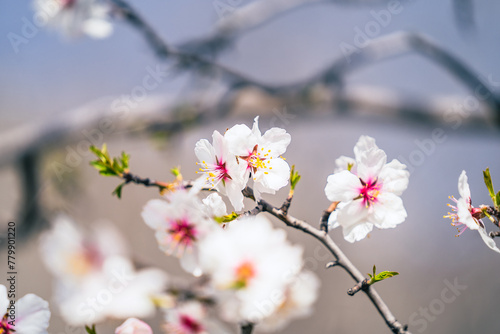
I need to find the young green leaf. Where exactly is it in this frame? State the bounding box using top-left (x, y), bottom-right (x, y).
top-left (85, 325), bottom-right (97, 334)
top-left (372, 271), bottom-right (399, 283)
top-left (112, 182), bottom-right (126, 199)
top-left (214, 212), bottom-right (239, 224)
top-left (483, 168), bottom-right (497, 206)
top-left (290, 165), bottom-right (301, 191)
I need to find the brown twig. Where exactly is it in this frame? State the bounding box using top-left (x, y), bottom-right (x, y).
top-left (320, 201), bottom-right (339, 233)
top-left (242, 186), bottom-right (410, 334)
top-left (348, 278), bottom-right (371, 296)
top-left (240, 323), bottom-right (254, 334)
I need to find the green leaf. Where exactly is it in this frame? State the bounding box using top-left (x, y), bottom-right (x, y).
top-left (214, 212), bottom-right (239, 224)
top-left (367, 265), bottom-right (399, 285)
top-left (171, 166), bottom-right (181, 177)
top-left (483, 168), bottom-right (497, 206)
top-left (121, 152), bottom-right (130, 169)
top-left (496, 191), bottom-right (500, 209)
top-left (347, 162), bottom-right (354, 172)
top-left (112, 182), bottom-right (125, 199)
top-left (85, 325), bottom-right (97, 334)
top-left (290, 165), bottom-right (301, 190)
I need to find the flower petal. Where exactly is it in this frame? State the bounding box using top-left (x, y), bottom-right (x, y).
top-left (195, 139), bottom-right (216, 165)
top-left (356, 148), bottom-right (387, 181)
top-left (458, 170), bottom-right (471, 201)
top-left (260, 128), bottom-right (291, 157)
top-left (334, 155), bottom-right (356, 173)
top-left (324, 171), bottom-right (360, 202)
top-left (353, 135), bottom-right (379, 161)
top-left (253, 158), bottom-right (290, 192)
top-left (370, 192), bottom-right (407, 229)
top-left (225, 124), bottom-right (255, 156)
top-left (478, 228), bottom-right (500, 254)
top-left (16, 294), bottom-right (51, 334)
top-left (337, 201), bottom-right (372, 242)
top-left (378, 159), bottom-right (410, 196)
top-left (141, 199), bottom-right (168, 230)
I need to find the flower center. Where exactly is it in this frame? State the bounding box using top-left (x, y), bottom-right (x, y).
top-left (0, 313), bottom-right (14, 334)
top-left (60, 0), bottom-right (76, 8)
top-left (240, 145), bottom-right (272, 175)
top-left (179, 315), bottom-right (203, 333)
top-left (197, 157), bottom-right (231, 188)
top-left (168, 219), bottom-right (197, 247)
top-left (66, 242), bottom-right (102, 276)
top-left (358, 178), bottom-right (381, 207)
top-left (233, 261), bottom-right (256, 289)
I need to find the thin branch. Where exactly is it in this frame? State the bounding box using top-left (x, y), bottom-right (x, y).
top-left (240, 323), bottom-right (254, 334)
top-left (242, 186), bottom-right (410, 334)
top-left (320, 201), bottom-right (339, 233)
top-left (348, 278), bottom-right (371, 296)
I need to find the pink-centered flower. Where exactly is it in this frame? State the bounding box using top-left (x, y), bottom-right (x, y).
top-left (164, 302), bottom-right (207, 334)
top-left (0, 285), bottom-right (51, 334)
top-left (325, 136), bottom-right (409, 242)
top-left (445, 171), bottom-right (500, 254)
top-left (142, 188), bottom-right (219, 276)
top-left (224, 117), bottom-right (291, 200)
top-left (115, 318), bottom-right (153, 334)
top-left (195, 131), bottom-right (247, 211)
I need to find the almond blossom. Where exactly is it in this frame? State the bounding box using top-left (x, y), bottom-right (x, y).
top-left (141, 188), bottom-right (220, 276)
top-left (224, 117), bottom-right (291, 200)
top-left (39, 216), bottom-right (168, 325)
top-left (115, 318), bottom-right (153, 334)
top-left (259, 270), bottom-right (320, 332)
top-left (198, 215), bottom-right (304, 324)
top-left (324, 136), bottom-right (409, 242)
top-left (0, 285), bottom-right (50, 334)
top-left (34, 0), bottom-right (113, 39)
top-left (195, 130), bottom-right (247, 211)
top-left (445, 170), bottom-right (500, 254)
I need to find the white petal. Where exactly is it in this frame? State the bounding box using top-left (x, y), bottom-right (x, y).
top-left (16, 294), bottom-right (51, 334)
top-left (356, 148), bottom-right (387, 181)
top-left (141, 199), bottom-right (168, 230)
top-left (378, 159), bottom-right (410, 196)
top-left (225, 178), bottom-right (245, 211)
top-left (82, 18), bottom-right (112, 39)
top-left (478, 228), bottom-right (500, 254)
top-left (195, 139), bottom-right (216, 165)
top-left (203, 193), bottom-right (227, 217)
top-left (225, 124), bottom-right (255, 156)
top-left (370, 192), bottom-right (407, 229)
top-left (353, 135), bottom-right (378, 161)
top-left (458, 170), bottom-right (471, 201)
top-left (251, 116), bottom-right (262, 137)
top-left (115, 318), bottom-right (153, 334)
top-left (457, 198), bottom-right (478, 230)
top-left (0, 285), bottom-right (8, 313)
top-left (324, 171), bottom-right (360, 202)
top-left (337, 201), bottom-right (372, 243)
top-left (254, 158), bottom-right (290, 192)
top-left (260, 128), bottom-right (291, 157)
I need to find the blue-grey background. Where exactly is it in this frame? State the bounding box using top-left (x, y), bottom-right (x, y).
top-left (1, 0), bottom-right (500, 333)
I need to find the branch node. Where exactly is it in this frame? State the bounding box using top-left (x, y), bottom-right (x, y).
top-left (326, 261), bottom-right (339, 269)
top-left (347, 278), bottom-right (371, 296)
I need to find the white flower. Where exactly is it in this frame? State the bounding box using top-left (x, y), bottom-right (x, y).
top-left (115, 318), bottom-right (152, 334)
top-left (141, 188), bottom-right (219, 276)
top-left (163, 301), bottom-right (208, 334)
top-left (324, 136), bottom-right (409, 242)
top-left (195, 131), bottom-right (247, 211)
top-left (39, 217), bottom-right (168, 325)
top-left (225, 117), bottom-right (291, 200)
top-left (198, 215), bottom-right (303, 324)
top-left (259, 270), bottom-right (320, 332)
top-left (33, 0), bottom-right (113, 39)
top-left (445, 171), bottom-right (500, 254)
top-left (0, 285), bottom-right (50, 334)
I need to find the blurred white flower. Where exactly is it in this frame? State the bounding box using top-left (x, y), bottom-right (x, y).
top-left (225, 116), bottom-right (291, 200)
top-left (198, 215), bottom-right (303, 324)
top-left (195, 130), bottom-right (247, 211)
top-left (39, 216), bottom-right (168, 325)
top-left (325, 135), bottom-right (409, 242)
top-left (445, 171), bottom-right (500, 254)
top-left (163, 301), bottom-right (208, 334)
top-left (259, 270), bottom-right (320, 332)
top-left (142, 188), bottom-right (219, 276)
top-left (33, 0), bottom-right (113, 39)
top-left (115, 318), bottom-right (152, 334)
top-left (0, 285), bottom-right (50, 334)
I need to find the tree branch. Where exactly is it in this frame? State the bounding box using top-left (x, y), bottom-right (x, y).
top-left (242, 186), bottom-right (410, 334)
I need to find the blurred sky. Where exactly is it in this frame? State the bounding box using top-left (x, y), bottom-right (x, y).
top-left (1, 0), bottom-right (500, 334)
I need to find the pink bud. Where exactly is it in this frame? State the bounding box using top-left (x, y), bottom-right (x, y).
top-left (115, 318), bottom-right (153, 334)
